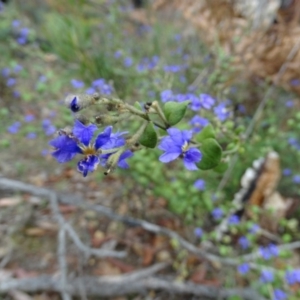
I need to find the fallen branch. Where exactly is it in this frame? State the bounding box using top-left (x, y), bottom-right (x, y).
top-left (1, 177), bottom-right (298, 269)
top-left (0, 274), bottom-right (267, 300)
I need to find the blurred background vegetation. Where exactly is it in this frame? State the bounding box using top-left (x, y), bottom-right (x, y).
top-left (1, 0), bottom-right (300, 299)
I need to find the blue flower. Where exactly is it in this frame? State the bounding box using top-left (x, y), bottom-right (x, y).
top-left (71, 79), bottom-right (85, 89)
top-left (260, 269), bottom-right (274, 283)
top-left (194, 227), bottom-right (203, 238)
top-left (6, 78), bottom-right (16, 87)
top-left (91, 78), bottom-right (113, 95)
top-left (158, 128), bottom-right (202, 170)
top-left (248, 224), bottom-right (260, 234)
top-left (228, 215), bottom-right (240, 225)
top-left (12, 20), bottom-right (21, 28)
top-left (24, 114), bottom-right (35, 122)
top-left (124, 57), bottom-right (133, 68)
top-left (214, 103), bottom-right (230, 121)
top-left (160, 90), bottom-right (174, 103)
top-left (293, 175), bottom-right (300, 184)
top-left (211, 207), bottom-right (223, 220)
top-left (259, 244), bottom-right (279, 260)
top-left (285, 100), bottom-right (294, 107)
top-left (100, 131), bottom-right (133, 169)
top-left (26, 132), bottom-right (37, 139)
top-left (282, 168), bottom-right (291, 176)
top-left (238, 236), bottom-right (250, 250)
top-left (189, 94), bottom-right (201, 111)
top-left (199, 94), bottom-right (215, 109)
top-left (237, 263), bottom-right (249, 275)
top-left (50, 120), bottom-right (126, 177)
top-left (189, 116), bottom-right (209, 133)
top-left (1, 68), bottom-right (10, 77)
top-left (273, 289), bottom-right (287, 300)
top-left (7, 121), bottom-right (21, 134)
top-left (285, 269), bottom-right (300, 285)
top-left (194, 179), bottom-right (205, 191)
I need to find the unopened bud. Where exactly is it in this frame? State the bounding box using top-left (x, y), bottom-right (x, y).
top-left (104, 150), bottom-right (123, 173)
top-left (76, 114), bottom-right (90, 125)
top-left (95, 114), bottom-right (120, 125)
top-left (65, 94), bottom-right (98, 112)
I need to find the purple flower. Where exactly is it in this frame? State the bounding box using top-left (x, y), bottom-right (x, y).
top-left (7, 121), bottom-right (21, 134)
top-left (273, 289), bottom-right (287, 300)
top-left (1, 68), bottom-right (10, 77)
top-left (49, 120), bottom-right (128, 177)
top-left (194, 227), bottom-right (203, 238)
top-left (85, 87), bottom-right (96, 95)
top-left (176, 94), bottom-right (188, 102)
top-left (124, 57), bottom-right (133, 68)
top-left (42, 120), bottom-right (56, 136)
top-left (249, 224), bottom-right (260, 234)
top-left (194, 179), bottom-right (205, 191)
top-left (71, 79), bottom-right (84, 89)
top-left (13, 64), bottom-right (23, 73)
top-left (199, 94), bottom-right (215, 109)
top-left (6, 78), bottom-right (16, 87)
top-left (38, 75), bottom-right (47, 83)
top-left (238, 236), bottom-right (250, 250)
top-left (163, 64), bottom-right (182, 73)
top-left (259, 244), bottom-right (279, 260)
top-left (285, 269), bottom-right (300, 285)
top-left (13, 90), bottom-right (20, 98)
top-left (290, 79), bottom-right (300, 86)
top-left (237, 263), bottom-right (249, 275)
top-left (260, 269), bottom-right (274, 283)
top-left (26, 132), bottom-right (37, 139)
top-left (282, 168), bottom-right (291, 176)
top-left (100, 131), bottom-right (133, 169)
top-left (189, 116), bottom-right (209, 133)
top-left (91, 78), bottom-right (113, 95)
top-left (285, 100), bottom-right (294, 107)
top-left (189, 94), bottom-right (201, 111)
top-left (24, 114), bottom-right (35, 122)
top-left (12, 20), bottom-right (21, 28)
top-left (158, 128), bottom-right (202, 170)
top-left (228, 215), bottom-right (240, 225)
top-left (214, 103), bottom-right (230, 122)
top-left (160, 90), bottom-right (174, 103)
top-left (114, 50), bottom-right (122, 59)
top-left (293, 175), bottom-right (300, 184)
top-left (211, 207), bottom-right (223, 220)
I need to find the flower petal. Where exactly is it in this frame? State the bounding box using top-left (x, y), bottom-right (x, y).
top-left (73, 120), bottom-right (97, 146)
top-left (159, 151), bottom-right (180, 163)
top-left (117, 150), bottom-right (133, 168)
top-left (94, 126), bottom-right (113, 149)
top-left (49, 135), bottom-right (81, 163)
top-left (77, 155), bottom-right (100, 177)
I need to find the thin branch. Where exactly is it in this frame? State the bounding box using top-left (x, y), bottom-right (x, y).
top-left (58, 226), bottom-right (72, 300)
top-left (49, 191), bottom-right (126, 259)
top-left (0, 274), bottom-right (267, 300)
top-left (1, 177), bottom-right (299, 270)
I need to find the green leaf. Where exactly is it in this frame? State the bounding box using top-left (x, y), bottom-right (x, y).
top-left (213, 161), bottom-right (229, 173)
top-left (163, 101), bottom-right (190, 126)
top-left (195, 124), bottom-right (215, 142)
top-left (134, 101), bottom-right (142, 111)
top-left (139, 122), bottom-right (157, 148)
top-left (197, 138), bottom-right (222, 170)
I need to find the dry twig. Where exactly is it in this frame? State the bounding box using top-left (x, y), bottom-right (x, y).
top-left (0, 274), bottom-right (267, 300)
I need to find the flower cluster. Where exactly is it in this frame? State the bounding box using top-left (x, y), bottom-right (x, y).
top-left (49, 120), bottom-right (132, 176)
top-left (158, 128), bottom-right (202, 171)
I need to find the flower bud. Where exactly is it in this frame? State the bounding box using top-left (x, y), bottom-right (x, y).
top-left (65, 94), bottom-right (98, 112)
top-left (95, 114), bottom-right (120, 125)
